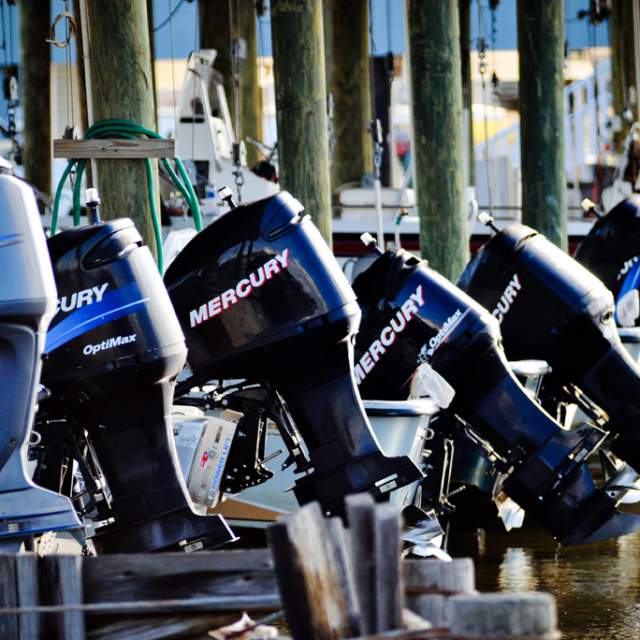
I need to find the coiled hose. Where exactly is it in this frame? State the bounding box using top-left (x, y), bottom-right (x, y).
top-left (51, 118), bottom-right (203, 273)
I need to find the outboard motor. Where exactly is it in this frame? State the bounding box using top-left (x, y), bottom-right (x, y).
top-left (0, 175), bottom-right (80, 546)
top-left (165, 192), bottom-right (422, 512)
top-left (574, 195), bottom-right (640, 327)
top-left (352, 248), bottom-right (640, 544)
top-left (458, 222), bottom-right (640, 478)
top-left (39, 214), bottom-right (235, 553)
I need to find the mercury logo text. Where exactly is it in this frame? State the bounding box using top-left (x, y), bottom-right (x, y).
top-left (83, 334), bottom-right (137, 356)
top-left (354, 285), bottom-right (424, 385)
top-left (57, 282), bottom-right (109, 313)
top-left (189, 249), bottom-right (290, 328)
top-left (492, 273), bottom-right (522, 323)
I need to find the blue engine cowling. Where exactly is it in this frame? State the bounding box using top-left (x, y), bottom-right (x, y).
top-left (41, 219), bottom-right (235, 553)
top-left (575, 195), bottom-right (640, 326)
top-left (164, 192), bottom-right (422, 512)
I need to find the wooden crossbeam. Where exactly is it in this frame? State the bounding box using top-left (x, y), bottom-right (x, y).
top-left (53, 138), bottom-right (175, 159)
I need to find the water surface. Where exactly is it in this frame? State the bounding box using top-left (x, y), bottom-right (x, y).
top-left (451, 527), bottom-right (640, 640)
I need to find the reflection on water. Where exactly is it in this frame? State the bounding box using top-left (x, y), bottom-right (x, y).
top-left (450, 527), bottom-right (640, 640)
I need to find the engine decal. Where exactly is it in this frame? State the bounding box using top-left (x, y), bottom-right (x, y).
top-left (82, 333), bottom-right (137, 355)
top-left (491, 273), bottom-right (522, 323)
top-left (418, 308), bottom-right (467, 362)
top-left (44, 283), bottom-right (147, 354)
top-left (354, 284), bottom-right (424, 385)
top-left (189, 249), bottom-right (290, 328)
top-left (57, 282), bottom-right (109, 313)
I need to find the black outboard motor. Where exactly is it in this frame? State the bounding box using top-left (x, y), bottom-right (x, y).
top-left (40, 217), bottom-right (235, 553)
top-left (352, 248), bottom-right (640, 544)
top-left (575, 195), bottom-right (640, 326)
top-left (458, 222), bottom-right (640, 477)
top-left (165, 192), bottom-right (422, 512)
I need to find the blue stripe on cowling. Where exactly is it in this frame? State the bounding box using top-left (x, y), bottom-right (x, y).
top-left (615, 261), bottom-right (640, 325)
top-left (44, 283), bottom-right (148, 354)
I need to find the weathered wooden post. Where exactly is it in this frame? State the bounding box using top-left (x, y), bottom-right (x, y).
top-left (42, 555), bottom-right (85, 640)
top-left (459, 0), bottom-right (475, 187)
top-left (609, 0), bottom-right (638, 152)
top-left (20, 0), bottom-right (51, 213)
top-left (0, 555), bottom-right (18, 639)
top-left (407, 0), bottom-right (469, 280)
top-left (238, 1), bottom-right (263, 167)
top-left (346, 493), bottom-right (403, 634)
top-left (267, 502), bottom-right (356, 640)
top-left (271, 0), bottom-right (332, 244)
top-left (517, 0), bottom-right (566, 250)
top-left (450, 592), bottom-right (559, 638)
top-left (200, 0), bottom-right (262, 166)
top-left (328, 0), bottom-right (373, 189)
top-left (200, 0), bottom-right (233, 116)
top-left (84, 0), bottom-right (158, 257)
top-left (404, 557), bottom-right (475, 627)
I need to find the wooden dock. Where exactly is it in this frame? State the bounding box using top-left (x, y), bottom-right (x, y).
top-left (0, 496), bottom-right (560, 639)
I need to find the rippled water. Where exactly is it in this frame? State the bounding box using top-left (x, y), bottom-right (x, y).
top-left (450, 526), bottom-right (640, 640)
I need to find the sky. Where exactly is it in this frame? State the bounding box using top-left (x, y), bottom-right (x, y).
top-left (147, 0), bottom-right (609, 61)
top-left (0, 1), bottom-right (603, 67)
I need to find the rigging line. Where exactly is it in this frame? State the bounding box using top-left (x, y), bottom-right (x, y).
top-left (476, 0), bottom-right (493, 217)
top-left (65, 0), bottom-right (75, 129)
top-left (588, 21), bottom-right (601, 161)
top-left (0, 1), bottom-right (7, 68)
top-left (229, 0), bottom-right (244, 200)
top-left (153, 0), bottom-right (187, 32)
top-left (229, 0), bottom-right (241, 144)
top-left (385, 0), bottom-right (391, 55)
top-left (167, 0), bottom-right (178, 135)
top-left (7, 0), bottom-right (12, 65)
top-left (190, 0), bottom-right (198, 163)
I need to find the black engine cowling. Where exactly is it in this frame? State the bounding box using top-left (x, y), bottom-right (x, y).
top-left (352, 248), bottom-right (640, 545)
top-left (164, 192), bottom-right (422, 513)
top-left (41, 219), bottom-right (235, 553)
top-left (458, 223), bottom-right (640, 476)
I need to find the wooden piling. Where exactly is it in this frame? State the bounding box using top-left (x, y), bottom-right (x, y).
top-left (83, 0), bottom-right (159, 258)
top-left (200, 0), bottom-right (233, 120)
top-left (609, 0), bottom-right (638, 152)
top-left (270, 0), bottom-right (332, 245)
top-left (407, 0), bottom-right (469, 281)
top-left (19, 0), bottom-right (51, 214)
top-left (200, 0), bottom-right (262, 167)
top-left (328, 0), bottom-right (373, 189)
top-left (238, 1), bottom-right (263, 167)
top-left (450, 592), bottom-right (559, 638)
top-left (517, 0), bottom-right (566, 250)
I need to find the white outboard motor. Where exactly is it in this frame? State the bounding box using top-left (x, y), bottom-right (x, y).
top-left (0, 176), bottom-right (80, 546)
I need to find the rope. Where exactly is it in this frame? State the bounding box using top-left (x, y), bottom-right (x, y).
top-left (153, 0), bottom-right (187, 32)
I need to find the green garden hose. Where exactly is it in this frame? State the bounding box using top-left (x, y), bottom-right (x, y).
top-left (51, 118), bottom-right (204, 273)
